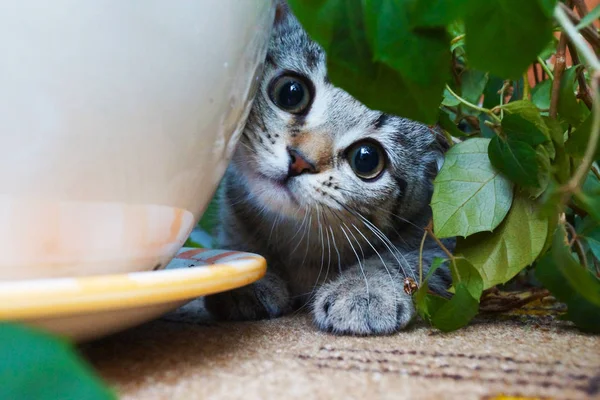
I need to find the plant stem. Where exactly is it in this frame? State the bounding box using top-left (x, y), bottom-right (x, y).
top-left (549, 32), bottom-right (568, 119)
top-left (592, 164), bottom-right (600, 180)
top-left (567, 42), bottom-right (594, 110)
top-left (445, 84), bottom-right (502, 123)
top-left (556, 5), bottom-right (600, 70)
top-left (418, 230), bottom-right (427, 285)
top-left (499, 80), bottom-right (510, 119)
top-left (451, 34), bottom-right (465, 45)
top-left (572, 0), bottom-right (590, 17)
top-left (425, 227), bottom-right (454, 261)
top-left (425, 225), bottom-right (460, 282)
top-left (523, 72), bottom-right (531, 100)
top-left (565, 75), bottom-right (600, 194)
top-left (556, 5), bottom-right (600, 194)
top-left (559, 3), bottom-right (600, 55)
top-left (537, 56), bottom-right (555, 80)
top-left (566, 221), bottom-right (589, 269)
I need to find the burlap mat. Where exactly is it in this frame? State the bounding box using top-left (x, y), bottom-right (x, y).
top-left (82, 291), bottom-right (600, 400)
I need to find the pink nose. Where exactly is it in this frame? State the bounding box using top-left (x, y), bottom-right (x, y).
top-left (287, 147), bottom-right (316, 177)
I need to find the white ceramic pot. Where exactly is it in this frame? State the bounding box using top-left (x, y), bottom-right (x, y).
top-left (0, 0), bottom-right (275, 280)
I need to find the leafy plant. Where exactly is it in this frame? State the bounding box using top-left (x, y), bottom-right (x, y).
top-left (288, 0), bottom-right (600, 332)
top-left (0, 323), bottom-right (115, 400)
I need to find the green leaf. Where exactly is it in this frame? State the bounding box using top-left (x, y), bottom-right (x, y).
top-left (429, 257), bottom-right (447, 277)
top-left (451, 258), bottom-right (484, 300)
top-left (488, 136), bottom-right (540, 187)
top-left (461, 70), bottom-right (489, 105)
top-left (575, 4), bottom-right (600, 30)
top-left (415, 258), bottom-right (482, 332)
top-left (538, 36), bottom-right (559, 60)
top-left (287, 0), bottom-right (449, 124)
top-left (438, 109), bottom-right (468, 138)
top-left (409, 0), bottom-right (472, 27)
top-left (558, 66), bottom-right (590, 126)
top-left (415, 285), bottom-right (447, 321)
top-left (0, 323), bottom-right (115, 400)
top-left (198, 195), bottom-right (220, 233)
top-left (575, 171), bottom-right (600, 222)
top-left (447, 20), bottom-right (465, 38)
top-left (531, 79), bottom-right (552, 112)
top-left (536, 253), bottom-right (600, 333)
top-left (550, 225), bottom-right (600, 306)
top-left (565, 113), bottom-right (600, 160)
top-left (537, 0), bottom-right (558, 17)
top-left (500, 100), bottom-right (550, 146)
top-left (582, 226), bottom-right (600, 261)
top-left (450, 35), bottom-right (466, 53)
top-left (526, 145), bottom-right (551, 199)
top-left (478, 114), bottom-right (497, 139)
top-left (543, 116), bottom-right (566, 146)
top-left (364, 0), bottom-right (451, 88)
top-left (431, 283), bottom-right (480, 332)
top-left (431, 138), bottom-right (514, 238)
top-left (442, 87), bottom-right (461, 107)
top-left (414, 256), bottom-right (448, 321)
top-left (464, 0), bottom-right (553, 79)
top-left (510, 77), bottom-right (525, 102)
top-left (183, 237), bottom-right (204, 248)
top-left (456, 194), bottom-right (549, 289)
top-left (482, 76), bottom-right (506, 109)
top-left (535, 226), bottom-right (600, 333)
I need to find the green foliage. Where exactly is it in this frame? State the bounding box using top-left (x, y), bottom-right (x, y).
top-left (576, 4), bottom-right (600, 30)
top-left (489, 136), bottom-right (541, 187)
top-left (431, 138), bottom-right (513, 238)
top-left (565, 113), bottom-right (600, 160)
top-left (455, 194), bottom-right (549, 288)
top-left (536, 226), bottom-right (600, 332)
top-left (558, 67), bottom-right (590, 126)
top-left (464, 0), bottom-right (554, 78)
top-left (287, 0), bottom-right (449, 124)
top-left (415, 258), bottom-right (482, 332)
top-left (0, 323), bottom-right (115, 400)
top-left (290, 0), bottom-right (600, 332)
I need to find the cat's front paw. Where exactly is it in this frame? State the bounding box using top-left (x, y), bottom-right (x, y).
top-left (312, 269), bottom-right (415, 335)
top-left (204, 273), bottom-right (292, 321)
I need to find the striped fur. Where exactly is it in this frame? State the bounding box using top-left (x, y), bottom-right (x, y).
top-left (204, 2), bottom-right (453, 335)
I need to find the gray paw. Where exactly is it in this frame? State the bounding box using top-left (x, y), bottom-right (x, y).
top-left (204, 273), bottom-right (292, 321)
top-left (312, 269), bottom-right (415, 335)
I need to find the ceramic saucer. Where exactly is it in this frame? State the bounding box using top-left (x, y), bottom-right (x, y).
top-left (0, 248), bottom-right (266, 342)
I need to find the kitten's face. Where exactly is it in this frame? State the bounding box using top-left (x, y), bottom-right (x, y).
top-left (231, 6), bottom-right (444, 226)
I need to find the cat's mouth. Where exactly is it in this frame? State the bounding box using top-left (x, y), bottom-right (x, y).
top-left (244, 169), bottom-right (303, 215)
top-left (257, 173), bottom-right (297, 201)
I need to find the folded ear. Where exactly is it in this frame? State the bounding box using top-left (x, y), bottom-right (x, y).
top-left (431, 124), bottom-right (452, 153)
top-left (274, 0), bottom-right (290, 25)
top-left (427, 125), bottom-right (453, 173)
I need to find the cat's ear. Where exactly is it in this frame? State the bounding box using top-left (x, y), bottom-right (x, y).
top-left (430, 124), bottom-right (452, 153)
top-left (429, 125), bottom-right (454, 173)
top-left (274, 0), bottom-right (291, 26)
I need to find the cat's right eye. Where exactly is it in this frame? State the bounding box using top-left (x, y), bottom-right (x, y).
top-left (346, 140), bottom-right (386, 181)
top-left (268, 73), bottom-right (312, 114)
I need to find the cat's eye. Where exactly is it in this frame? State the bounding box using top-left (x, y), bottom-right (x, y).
top-left (268, 73), bottom-right (312, 114)
top-left (346, 141), bottom-right (386, 181)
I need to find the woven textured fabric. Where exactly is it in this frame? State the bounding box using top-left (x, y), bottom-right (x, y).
top-left (83, 292), bottom-right (600, 400)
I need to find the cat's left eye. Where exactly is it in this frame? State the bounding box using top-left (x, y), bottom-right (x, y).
top-left (268, 73), bottom-right (312, 114)
top-left (346, 141), bottom-right (386, 181)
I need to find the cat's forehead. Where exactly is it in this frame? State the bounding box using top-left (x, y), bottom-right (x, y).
top-left (261, 8), bottom-right (436, 154)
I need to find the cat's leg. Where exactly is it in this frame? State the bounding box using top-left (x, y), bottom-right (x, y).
top-left (204, 271), bottom-right (292, 321)
top-left (312, 248), bottom-right (450, 335)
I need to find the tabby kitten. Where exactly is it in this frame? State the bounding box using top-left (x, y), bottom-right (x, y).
top-left (204, 2), bottom-right (453, 335)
